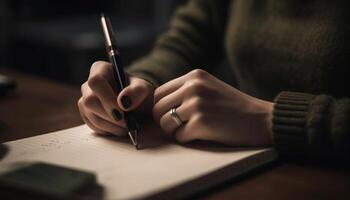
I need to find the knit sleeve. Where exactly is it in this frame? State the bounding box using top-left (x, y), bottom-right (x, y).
top-left (273, 91), bottom-right (350, 164)
top-left (126, 0), bottom-right (230, 87)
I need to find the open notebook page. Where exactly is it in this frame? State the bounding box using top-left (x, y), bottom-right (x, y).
top-left (0, 125), bottom-right (277, 199)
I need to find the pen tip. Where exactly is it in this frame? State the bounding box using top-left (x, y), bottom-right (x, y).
top-left (128, 131), bottom-right (137, 146)
top-left (101, 13), bottom-right (105, 18)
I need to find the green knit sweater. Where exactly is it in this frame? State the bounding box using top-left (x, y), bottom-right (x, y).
top-left (127, 0), bottom-right (350, 164)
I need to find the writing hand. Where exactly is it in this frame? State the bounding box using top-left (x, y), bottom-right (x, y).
top-left (78, 61), bottom-right (154, 136)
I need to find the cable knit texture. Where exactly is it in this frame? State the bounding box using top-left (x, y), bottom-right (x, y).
top-left (127, 0), bottom-right (350, 164)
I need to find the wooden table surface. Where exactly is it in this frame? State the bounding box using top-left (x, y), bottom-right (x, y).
top-left (1, 68), bottom-right (349, 200)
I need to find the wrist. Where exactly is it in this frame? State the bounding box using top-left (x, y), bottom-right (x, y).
top-left (264, 101), bottom-right (274, 145)
top-left (254, 99), bottom-right (274, 145)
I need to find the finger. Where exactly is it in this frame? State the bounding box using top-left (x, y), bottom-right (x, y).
top-left (159, 105), bottom-right (187, 135)
top-left (81, 83), bottom-right (118, 124)
top-left (154, 74), bottom-right (188, 104)
top-left (84, 94), bottom-right (117, 123)
top-left (86, 112), bottom-right (127, 137)
top-left (117, 78), bottom-right (153, 111)
top-left (78, 99), bottom-right (108, 135)
top-left (88, 69), bottom-right (120, 121)
top-left (81, 82), bottom-right (126, 127)
top-left (83, 114), bottom-right (110, 136)
top-left (174, 114), bottom-right (205, 143)
top-left (90, 61), bottom-right (118, 91)
top-left (86, 95), bottom-right (127, 128)
top-left (158, 97), bottom-right (205, 134)
top-left (153, 82), bottom-right (192, 122)
top-left (175, 113), bottom-right (217, 143)
top-left (154, 69), bottom-right (211, 104)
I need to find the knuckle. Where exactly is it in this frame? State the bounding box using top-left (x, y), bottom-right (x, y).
top-left (190, 69), bottom-right (209, 79)
top-left (185, 80), bottom-right (208, 97)
top-left (192, 113), bottom-right (208, 125)
top-left (131, 81), bottom-right (147, 93)
top-left (80, 82), bottom-right (89, 95)
top-left (88, 74), bottom-right (105, 90)
top-left (190, 97), bottom-right (207, 113)
top-left (154, 87), bottom-right (163, 103)
top-left (77, 98), bottom-right (83, 109)
top-left (90, 61), bottom-right (107, 72)
top-left (83, 94), bottom-right (98, 108)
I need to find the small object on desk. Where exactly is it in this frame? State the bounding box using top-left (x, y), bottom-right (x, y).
top-left (100, 14), bottom-right (140, 149)
top-left (0, 162), bottom-right (98, 199)
top-left (0, 74), bottom-right (16, 96)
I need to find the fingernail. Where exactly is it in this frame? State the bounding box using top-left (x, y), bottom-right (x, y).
top-left (112, 109), bottom-right (122, 121)
top-left (121, 96), bottom-right (132, 109)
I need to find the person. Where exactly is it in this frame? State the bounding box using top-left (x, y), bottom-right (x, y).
top-left (78, 0), bottom-right (349, 164)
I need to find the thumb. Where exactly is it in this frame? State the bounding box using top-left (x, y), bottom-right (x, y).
top-left (117, 77), bottom-right (153, 112)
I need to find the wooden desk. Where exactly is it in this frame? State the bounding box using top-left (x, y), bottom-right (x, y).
top-left (1, 69), bottom-right (349, 200)
top-left (0, 68), bottom-right (83, 142)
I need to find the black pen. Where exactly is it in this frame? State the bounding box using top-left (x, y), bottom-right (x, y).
top-left (100, 14), bottom-right (139, 149)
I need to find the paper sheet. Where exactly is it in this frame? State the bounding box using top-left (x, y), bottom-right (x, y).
top-left (0, 125), bottom-right (277, 199)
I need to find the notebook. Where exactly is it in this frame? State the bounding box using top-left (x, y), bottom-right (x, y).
top-left (0, 124), bottom-right (277, 199)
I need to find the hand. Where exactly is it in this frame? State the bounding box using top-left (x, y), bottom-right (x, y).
top-left (153, 69), bottom-right (274, 146)
top-left (78, 61), bottom-right (154, 136)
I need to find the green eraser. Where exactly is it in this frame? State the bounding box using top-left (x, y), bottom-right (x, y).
top-left (0, 162), bottom-right (97, 199)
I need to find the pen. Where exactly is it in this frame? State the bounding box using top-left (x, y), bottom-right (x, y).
top-left (100, 14), bottom-right (139, 149)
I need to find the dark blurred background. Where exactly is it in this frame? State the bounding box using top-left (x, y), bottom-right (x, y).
top-left (0, 0), bottom-right (187, 85)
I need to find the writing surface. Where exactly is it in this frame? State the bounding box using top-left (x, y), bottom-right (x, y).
top-left (0, 125), bottom-right (277, 199)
